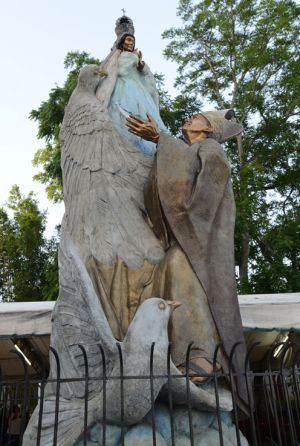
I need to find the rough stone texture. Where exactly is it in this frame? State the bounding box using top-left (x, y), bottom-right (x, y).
top-left (211, 410), bottom-right (233, 429)
top-left (173, 406), bottom-right (215, 437)
top-left (75, 404), bottom-right (249, 445)
top-left (147, 404), bottom-right (248, 446)
top-left (24, 13), bottom-right (248, 445)
top-left (144, 403), bottom-right (171, 443)
top-left (89, 423), bottom-right (122, 445)
top-left (124, 424), bottom-right (167, 445)
top-left (174, 437), bottom-right (195, 446)
top-left (222, 424), bottom-right (248, 446)
top-left (195, 429), bottom-right (232, 445)
top-left (76, 440), bottom-right (97, 446)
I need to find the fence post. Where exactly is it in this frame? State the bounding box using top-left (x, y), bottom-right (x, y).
top-left (78, 345), bottom-right (89, 446)
top-left (49, 346), bottom-right (61, 446)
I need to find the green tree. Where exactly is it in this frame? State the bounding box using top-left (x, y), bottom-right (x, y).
top-left (0, 186), bottom-right (58, 302)
top-left (155, 73), bottom-right (202, 136)
top-left (163, 0), bottom-right (300, 293)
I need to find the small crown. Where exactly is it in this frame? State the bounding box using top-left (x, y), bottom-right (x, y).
top-left (115, 16), bottom-right (135, 38)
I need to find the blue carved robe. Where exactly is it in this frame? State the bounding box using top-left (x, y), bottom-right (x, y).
top-left (108, 51), bottom-right (168, 157)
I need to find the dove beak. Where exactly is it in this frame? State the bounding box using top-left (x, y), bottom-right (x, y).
top-left (166, 300), bottom-right (182, 311)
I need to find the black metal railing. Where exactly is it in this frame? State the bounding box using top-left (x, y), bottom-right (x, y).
top-left (1, 342), bottom-right (300, 445)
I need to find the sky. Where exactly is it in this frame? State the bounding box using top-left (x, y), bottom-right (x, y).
top-left (0, 0), bottom-right (182, 237)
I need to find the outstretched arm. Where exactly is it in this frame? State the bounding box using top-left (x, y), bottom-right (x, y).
top-left (126, 113), bottom-right (160, 143)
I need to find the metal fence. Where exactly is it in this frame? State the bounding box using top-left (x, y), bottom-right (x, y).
top-left (1, 342), bottom-right (300, 446)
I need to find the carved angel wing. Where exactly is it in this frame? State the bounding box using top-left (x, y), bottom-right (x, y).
top-left (23, 396), bottom-right (92, 446)
top-left (23, 232), bottom-right (116, 446)
top-left (50, 232), bottom-right (117, 399)
top-left (59, 90), bottom-right (163, 268)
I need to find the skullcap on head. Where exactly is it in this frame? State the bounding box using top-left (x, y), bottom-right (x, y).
top-left (201, 109), bottom-right (243, 143)
top-left (182, 113), bottom-right (214, 133)
top-left (183, 109), bottom-right (243, 143)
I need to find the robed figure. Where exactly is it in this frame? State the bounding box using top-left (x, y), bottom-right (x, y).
top-left (127, 110), bottom-right (248, 410)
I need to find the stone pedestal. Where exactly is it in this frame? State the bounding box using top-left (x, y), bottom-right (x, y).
top-left (75, 403), bottom-right (249, 446)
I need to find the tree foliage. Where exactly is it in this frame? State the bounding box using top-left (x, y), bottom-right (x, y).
top-left (163, 0), bottom-right (300, 293)
top-left (0, 186), bottom-right (59, 302)
top-left (155, 73), bottom-right (202, 137)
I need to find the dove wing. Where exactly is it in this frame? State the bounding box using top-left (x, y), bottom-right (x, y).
top-left (23, 234), bottom-right (114, 445)
top-left (59, 94), bottom-right (159, 267)
top-left (50, 232), bottom-right (117, 399)
top-left (59, 97), bottom-right (141, 180)
top-left (23, 396), bottom-right (88, 446)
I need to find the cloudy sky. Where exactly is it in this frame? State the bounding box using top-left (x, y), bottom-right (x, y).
top-left (0, 0), bottom-right (181, 236)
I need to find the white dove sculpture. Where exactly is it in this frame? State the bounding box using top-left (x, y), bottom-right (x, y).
top-left (23, 232), bottom-right (232, 446)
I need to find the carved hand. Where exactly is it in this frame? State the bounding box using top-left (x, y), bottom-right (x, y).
top-left (126, 113), bottom-right (160, 143)
top-left (135, 49), bottom-right (145, 71)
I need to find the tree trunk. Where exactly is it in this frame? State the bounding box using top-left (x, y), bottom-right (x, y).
top-left (237, 134), bottom-right (250, 292)
top-left (239, 227), bottom-right (250, 292)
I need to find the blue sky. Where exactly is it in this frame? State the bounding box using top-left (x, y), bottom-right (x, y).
top-left (0, 0), bottom-right (181, 235)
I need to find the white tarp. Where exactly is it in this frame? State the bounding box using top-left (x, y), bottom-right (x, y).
top-left (0, 293), bottom-right (300, 337)
top-left (239, 293), bottom-right (300, 331)
top-left (0, 301), bottom-right (54, 337)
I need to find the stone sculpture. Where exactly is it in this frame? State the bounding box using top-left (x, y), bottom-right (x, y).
top-left (24, 14), bottom-right (249, 446)
top-left (23, 234), bottom-right (232, 445)
top-left (126, 110), bottom-right (249, 410)
top-left (60, 16), bottom-right (168, 341)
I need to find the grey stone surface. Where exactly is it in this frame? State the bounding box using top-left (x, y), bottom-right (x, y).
top-left (211, 410), bottom-right (232, 429)
top-left (124, 423), bottom-right (167, 446)
top-left (144, 403), bottom-right (171, 443)
top-left (195, 429), bottom-right (232, 445)
top-left (73, 404), bottom-right (249, 446)
top-left (172, 437), bottom-right (193, 446)
top-left (23, 16), bottom-right (247, 445)
top-left (89, 423), bottom-right (122, 445)
top-left (173, 406), bottom-right (215, 437)
top-left (23, 264), bottom-right (174, 446)
top-left (223, 424), bottom-right (248, 446)
top-left (142, 404), bottom-right (248, 446)
top-left (75, 440), bottom-right (97, 446)
top-left (24, 228), bottom-right (234, 444)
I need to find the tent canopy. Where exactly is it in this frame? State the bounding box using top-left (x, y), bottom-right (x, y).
top-left (239, 292), bottom-right (300, 331)
top-left (0, 301), bottom-right (53, 338)
top-left (1, 294), bottom-right (300, 377)
top-left (1, 294), bottom-right (300, 338)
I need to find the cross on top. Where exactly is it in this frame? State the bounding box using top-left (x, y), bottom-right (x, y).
top-left (121, 8), bottom-right (126, 16)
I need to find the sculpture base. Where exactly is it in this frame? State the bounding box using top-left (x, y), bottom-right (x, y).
top-left (75, 402), bottom-right (249, 445)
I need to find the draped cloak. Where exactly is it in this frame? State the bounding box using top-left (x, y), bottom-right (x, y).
top-left (144, 132), bottom-right (248, 408)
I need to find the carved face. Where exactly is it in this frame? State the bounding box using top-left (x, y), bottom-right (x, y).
top-left (184, 130), bottom-right (210, 145)
top-left (182, 113), bottom-right (213, 145)
top-left (122, 35), bottom-right (135, 52)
